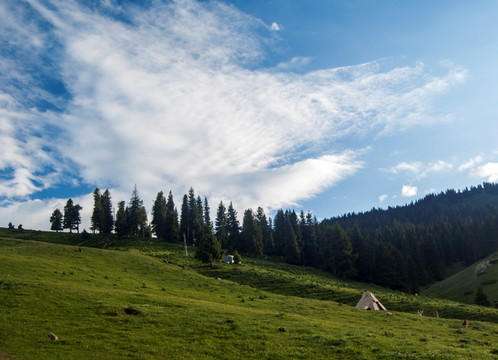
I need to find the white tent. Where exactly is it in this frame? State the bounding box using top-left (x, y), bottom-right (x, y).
top-left (355, 291), bottom-right (387, 311)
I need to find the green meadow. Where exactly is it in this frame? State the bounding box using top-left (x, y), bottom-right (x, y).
top-left (1, 229), bottom-right (498, 359)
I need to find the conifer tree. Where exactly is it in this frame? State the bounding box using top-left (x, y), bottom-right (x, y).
top-left (256, 207), bottom-right (273, 255)
top-left (101, 189), bottom-right (114, 234)
top-left (215, 201), bottom-right (229, 249)
top-left (115, 200), bottom-right (128, 238)
top-left (63, 198), bottom-right (82, 233)
top-left (164, 191), bottom-right (180, 242)
top-left (152, 191), bottom-right (167, 239)
top-left (180, 194), bottom-right (190, 245)
top-left (91, 188), bottom-right (103, 233)
top-left (203, 197), bottom-right (213, 234)
top-left (127, 186), bottom-right (146, 237)
top-left (195, 232), bottom-right (221, 265)
top-left (50, 209), bottom-right (63, 232)
top-left (226, 202), bottom-right (240, 250)
top-left (241, 208), bottom-right (263, 256)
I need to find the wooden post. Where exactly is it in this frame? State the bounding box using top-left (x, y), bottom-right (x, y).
top-left (183, 233), bottom-right (188, 257)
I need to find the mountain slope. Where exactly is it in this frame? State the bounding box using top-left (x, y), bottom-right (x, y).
top-left (1, 236), bottom-right (498, 359)
top-left (423, 252), bottom-right (498, 305)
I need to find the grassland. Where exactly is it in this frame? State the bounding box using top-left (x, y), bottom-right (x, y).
top-left (424, 252), bottom-right (498, 305)
top-left (1, 228), bottom-right (498, 359)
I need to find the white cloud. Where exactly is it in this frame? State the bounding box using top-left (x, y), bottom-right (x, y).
top-left (401, 185), bottom-right (418, 197)
top-left (389, 160), bottom-right (453, 179)
top-left (459, 155), bottom-right (483, 171)
top-left (471, 162), bottom-right (498, 183)
top-left (379, 194), bottom-right (388, 203)
top-left (0, 0), bottom-right (466, 226)
top-left (270, 22), bottom-right (281, 31)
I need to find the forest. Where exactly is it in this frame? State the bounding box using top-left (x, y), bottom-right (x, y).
top-left (49, 183), bottom-right (498, 293)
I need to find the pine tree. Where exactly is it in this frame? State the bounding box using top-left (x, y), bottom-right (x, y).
top-left (256, 207), bottom-right (273, 255)
top-left (195, 233), bottom-right (221, 265)
top-left (203, 197), bottom-right (213, 234)
top-left (91, 188), bottom-right (103, 233)
top-left (152, 191), bottom-right (167, 239)
top-left (241, 209), bottom-right (263, 256)
top-left (215, 201), bottom-right (229, 249)
top-left (164, 191), bottom-right (180, 242)
top-left (475, 286), bottom-right (490, 306)
top-left (63, 198), bottom-right (82, 233)
top-left (180, 194), bottom-right (190, 245)
top-left (127, 186), bottom-right (146, 237)
top-left (50, 209), bottom-right (63, 232)
top-left (101, 189), bottom-right (114, 234)
top-left (115, 200), bottom-right (128, 238)
top-left (226, 202), bottom-right (240, 250)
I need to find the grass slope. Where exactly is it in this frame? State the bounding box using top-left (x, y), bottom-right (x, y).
top-left (0, 230), bottom-right (497, 359)
top-left (423, 252), bottom-right (498, 305)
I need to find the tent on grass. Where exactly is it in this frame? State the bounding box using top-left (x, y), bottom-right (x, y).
top-left (355, 291), bottom-right (387, 311)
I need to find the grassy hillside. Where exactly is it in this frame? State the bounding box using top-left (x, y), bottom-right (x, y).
top-left (1, 230), bottom-right (498, 359)
top-left (423, 252), bottom-right (498, 305)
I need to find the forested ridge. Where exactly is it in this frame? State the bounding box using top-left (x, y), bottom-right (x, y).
top-left (48, 183), bottom-right (498, 294)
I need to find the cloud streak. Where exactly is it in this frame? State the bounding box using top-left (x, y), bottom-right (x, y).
top-left (0, 0), bottom-right (466, 229)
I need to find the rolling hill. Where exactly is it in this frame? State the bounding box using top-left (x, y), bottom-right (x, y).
top-left (1, 229), bottom-right (498, 359)
top-left (423, 252), bottom-right (498, 305)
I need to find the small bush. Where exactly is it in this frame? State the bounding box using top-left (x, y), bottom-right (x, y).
top-left (123, 307), bottom-right (142, 316)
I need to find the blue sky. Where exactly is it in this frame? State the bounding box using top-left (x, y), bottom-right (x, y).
top-left (1, 0), bottom-right (498, 230)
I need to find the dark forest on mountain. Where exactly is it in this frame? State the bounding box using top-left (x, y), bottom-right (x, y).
top-left (50, 183), bottom-right (498, 293)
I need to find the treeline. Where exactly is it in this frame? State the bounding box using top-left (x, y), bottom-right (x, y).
top-left (50, 183), bottom-right (498, 293)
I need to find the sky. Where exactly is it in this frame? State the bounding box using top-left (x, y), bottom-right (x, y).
top-left (1, 0), bottom-right (498, 231)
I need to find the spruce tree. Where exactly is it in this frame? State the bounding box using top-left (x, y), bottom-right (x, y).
top-left (115, 200), bottom-right (128, 238)
top-left (164, 191), bottom-right (180, 242)
top-left (475, 286), bottom-right (490, 306)
top-left (152, 191), bottom-right (167, 239)
top-left (63, 198), bottom-right (82, 233)
top-left (195, 233), bottom-right (222, 265)
top-left (50, 209), bottom-right (63, 232)
top-left (215, 201), bottom-right (229, 249)
top-left (91, 188), bottom-right (103, 233)
top-left (241, 209), bottom-right (263, 256)
top-left (127, 186), bottom-right (146, 237)
top-left (226, 202), bottom-right (240, 250)
top-left (180, 194), bottom-right (190, 245)
top-left (101, 189), bottom-right (114, 234)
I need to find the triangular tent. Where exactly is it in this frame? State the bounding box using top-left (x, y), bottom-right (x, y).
top-left (355, 291), bottom-right (387, 311)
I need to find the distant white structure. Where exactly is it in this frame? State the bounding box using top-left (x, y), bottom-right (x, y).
top-left (223, 255), bottom-right (234, 264)
top-left (355, 291), bottom-right (387, 311)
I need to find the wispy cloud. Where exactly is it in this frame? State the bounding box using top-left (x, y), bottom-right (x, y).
top-left (379, 194), bottom-right (388, 203)
top-left (459, 155), bottom-right (483, 172)
top-left (0, 0), bottom-right (466, 229)
top-left (388, 160), bottom-right (453, 179)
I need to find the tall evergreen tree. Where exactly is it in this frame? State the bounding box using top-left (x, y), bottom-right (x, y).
top-left (226, 202), bottom-right (240, 250)
top-left (152, 191), bottom-right (167, 239)
top-left (256, 207), bottom-right (273, 255)
top-left (91, 188), bottom-right (103, 233)
top-left (301, 212), bottom-right (319, 266)
top-left (50, 209), bottom-right (63, 232)
top-left (127, 186), bottom-right (146, 237)
top-left (164, 191), bottom-right (180, 242)
top-left (115, 200), bottom-right (128, 238)
top-left (203, 197), bottom-right (213, 234)
top-left (180, 194), bottom-right (190, 245)
top-left (240, 209), bottom-right (263, 256)
top-left (101, 189), bottom-right (114, 234)
top-left (195, 233), bottom-right (222, 265)
top-left (215, 201), bottom-right (229, 249)
top-left (63, 198), bottom-right (82, 233)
